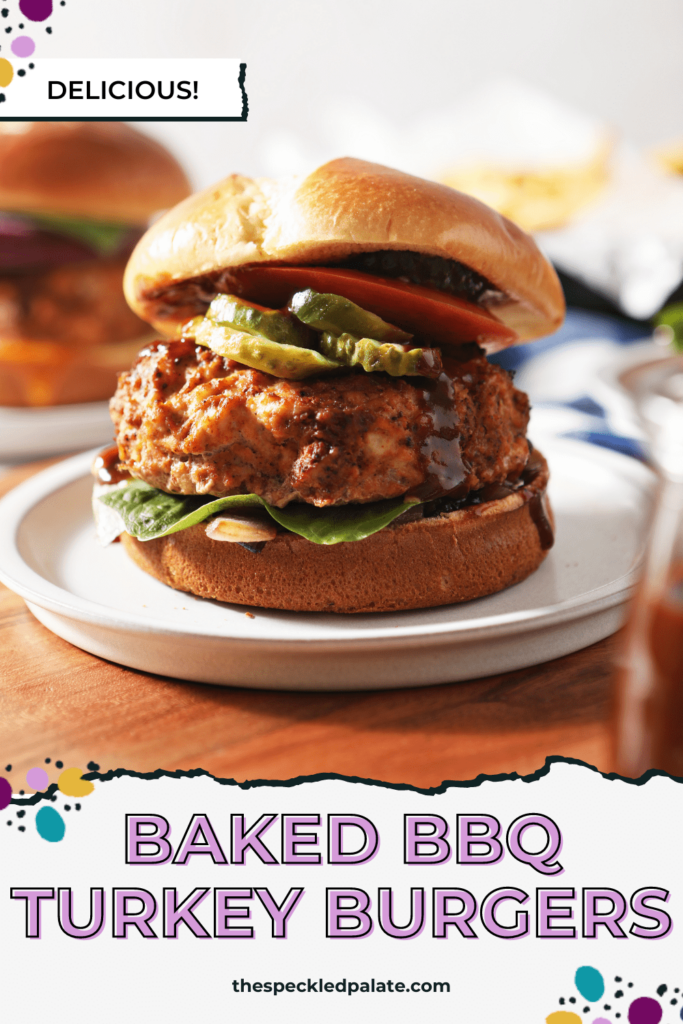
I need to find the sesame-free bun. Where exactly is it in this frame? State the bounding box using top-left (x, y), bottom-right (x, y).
top-left (119, 452), bottom-right (553, 614)
top-left (124, 157), bottom-right (565, 342)
top-left (0, 121), bottom-right (190, 223)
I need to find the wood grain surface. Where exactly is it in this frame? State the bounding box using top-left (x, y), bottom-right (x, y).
top-left (0, 458), bottom-right (619, 789)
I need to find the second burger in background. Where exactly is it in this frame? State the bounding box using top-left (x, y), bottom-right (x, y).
top-left (0, 121), bottom-right (190, 407)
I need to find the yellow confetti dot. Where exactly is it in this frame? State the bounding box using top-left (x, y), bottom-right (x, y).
top-left (58, 768), bottom-right (95, 798)
top-left (0, 59), bottom-right (14, 88)
top-left (546, 1014), bottom-right (582, 1024)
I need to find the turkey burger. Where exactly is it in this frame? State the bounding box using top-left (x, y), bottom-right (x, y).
top-left (94, 158), bottom-right (564, 613)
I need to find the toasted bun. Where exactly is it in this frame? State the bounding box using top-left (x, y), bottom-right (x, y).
top-left (118, 454), bottom-right (552, 614)
top-left (0, 122), bottom-right (190, 223)
top-left (124, 157), bottom-right (564, 342)
top-left (0, 336), bottom-right (153, 406)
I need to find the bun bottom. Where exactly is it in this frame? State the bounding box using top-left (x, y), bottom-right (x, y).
top-left (0, 336), bottom-right (155, 407)
top-left (120, 453), bottom-right (553, 614)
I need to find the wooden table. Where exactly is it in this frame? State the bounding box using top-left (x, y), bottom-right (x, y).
top-left (0, 458), bottom-right (618, 789)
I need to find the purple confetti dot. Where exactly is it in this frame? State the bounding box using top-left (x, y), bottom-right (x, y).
top-left (26, 766), bottom-right (48, 791)
top-left (0, 777), bottom-right (11, 809)
top-left (19, 0), bottom-right (51, 21)
top-left (628, 998), bottom-right (663, 1024)
top-left (11, 34), bottom-right (34, 56)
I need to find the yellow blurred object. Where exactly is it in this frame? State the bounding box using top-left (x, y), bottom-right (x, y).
top-left (652, 139), bottom-right (683, 176)
top-left (439, 141), bottom-right (612, 232)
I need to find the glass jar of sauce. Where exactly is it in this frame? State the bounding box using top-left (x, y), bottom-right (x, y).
top-left (613, 355), bottom-right (683, 777)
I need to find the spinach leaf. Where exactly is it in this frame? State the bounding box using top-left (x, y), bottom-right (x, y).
top-left (98, 481), bottom-right (421, 545)
top-left (98, 481), bottom-right (263, 542)
top-left (265, 496), bottom-right (420, 544)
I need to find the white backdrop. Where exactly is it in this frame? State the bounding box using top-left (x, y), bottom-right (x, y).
top-left (36, 0), bottom-right (683, 188)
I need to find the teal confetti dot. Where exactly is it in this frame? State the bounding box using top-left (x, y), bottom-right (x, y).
top-left (576, 967), bottom-right (605, 1002)
top-left (35, 805), bottom-right (65, 842)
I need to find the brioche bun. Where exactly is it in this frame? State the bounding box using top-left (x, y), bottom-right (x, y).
top-left (118, 452), bottom-right (552, 614)
top-left (0, 121), bottom-right (190, 223)
top-left (124, 157), bottom-right (565, 342)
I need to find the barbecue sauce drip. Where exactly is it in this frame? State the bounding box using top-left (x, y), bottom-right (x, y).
top-left (522, 449), bottom-right (554, 551)
top-left (404, 443), bottom-right (553, 550)
top-left (526, 493), bottom-right (554, 551)
top-left (93, 445), bottom-right (130, 485)
top-left (409, 369), bottom-right (467, 502)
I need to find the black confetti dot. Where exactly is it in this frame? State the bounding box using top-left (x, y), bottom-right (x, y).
top-left (0, 95), bottom-right (4, 104)
top-left (28, 62), bottom-right (34, 68)
top-left (559, 998), bottom-right (565, 1005)
top-left (18, 21), bottom-right (23, 26)
top-left (16, 810), bottom-right (25, 818)
top-left (5, 765), bottom-right (11, 772)
top-left (672, 999), bottom-right (678, 1006)
top-left (87, 761), bottom-right (100, 771)
top-left (615, 977), bottom-right (622, 983)
top-left (616, 1015), bottom-right (621, 1019)
top-left (676, 989), bottom-right (680, 994)
top-left (5, 26), bottom-right (11, 33)
top-left (6, 820), bottom-right (11, 825)
top-left (569, 998), bottom-right (576, 1004)
top-left (583, 1008), bottom-right (590, 1014)
top-left (18, 826), bottom-right (25, 832)
top-left (17, 68), bottom-right (25, 75)
top-left (19, 789), bottom-right (24, 795)
top-left (604, 1007), bottom-right (611, 1012)
top-left (45, 25), bottom-right (51, 32)
top-left (45, 758), bottom-right (51, 764)
top-left (55, 761), bottom-right (63, 769)
top-left (0, 8), bottom-right (7, 16)
top-left (615, 990), bottom-right (624, 998)
top-left (628, 983), bottom-right (633, 989)
top-left (50, 795), bottom-right (57, 802)
top-left (658, 985), bottom-right (668, 997)
top-left (75, 803), bottom-right (81, 811)
top-left (64, 805), bottom-right (71, 811)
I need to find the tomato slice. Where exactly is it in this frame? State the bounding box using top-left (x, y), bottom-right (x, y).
top-left (228, 265), bottom-right (517, 350)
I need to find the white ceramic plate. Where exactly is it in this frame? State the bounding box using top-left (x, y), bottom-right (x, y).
top-left (0, 437), bottom-right (653, 690)
top-left (0, 401), bottom-right (115, 463)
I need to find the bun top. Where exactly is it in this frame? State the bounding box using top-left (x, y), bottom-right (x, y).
top-left (0, 121), bottom-right (191, 224)
top-left (124, 157), bottom-right (565, 341)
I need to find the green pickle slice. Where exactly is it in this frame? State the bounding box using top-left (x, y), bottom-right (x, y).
top-left (194, 320), bottom-right (343, 379)
top-left (290, 289), bottom-right (413, 344)
top-left (207, 293), bottom-right (313, 348)
top-left (319, 332), bottom-right (442, 377)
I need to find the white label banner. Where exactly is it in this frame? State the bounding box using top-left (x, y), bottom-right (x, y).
top-left (1, 762), bottom-right (680, 1023)
top-left (2, 58), bottom-right (247, 119)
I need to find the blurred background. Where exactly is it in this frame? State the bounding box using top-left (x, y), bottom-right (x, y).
top-left (4, 0), bottom-right (683, 461)
top-left (48, 0), bottom-right (683, 186)
top-left (52, 0), bottom-right (683, 331)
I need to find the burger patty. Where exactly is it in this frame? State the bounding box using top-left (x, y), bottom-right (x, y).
top-left (0, 259), bottom-right (148, 346)
top-left (111, 339), bottom-right (530, 508)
